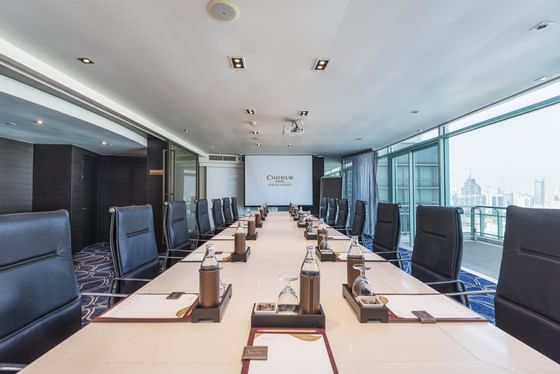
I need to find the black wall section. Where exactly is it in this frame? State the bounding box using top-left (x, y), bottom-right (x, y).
top-left (312, 156), bottom-right (325, 215)
top-left (98, 156), bottom-right (147, 242)
top-left (33, 144), bottom-right (148, 251)
top-left (147, 135), bottom-right (167, 251)
top-left (0, 137), bottom-right (33, 214)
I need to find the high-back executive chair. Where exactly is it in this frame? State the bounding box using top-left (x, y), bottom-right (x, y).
top-left (495, 206), bottom-right (560, 363)
top-left (212, 199), bottom-right (226, 231)
top-left (327, 198), bottom-right (337, 226)
top-left (163, 201), bottom-right (197, 258)
top-left (0, 210), bottom-right (82, 369)
top-left (319, 197), bottom-right (328, 221)
top-left (334, 198), bottom-right (349, 229)
top-left (339, 200), bottom-right (367, 243)
top-left (231, 196), bottom-right (239, 221)
top-left (222, 197), bottom-right (234, 225)
top-left (371, 203), bottom-right (401, 268)
top-left (109, 205), bottom-right (181, 295)
top-left (411, 206), bottom-right (468, 306)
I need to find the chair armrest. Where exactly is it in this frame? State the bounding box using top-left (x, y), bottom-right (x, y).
top-left (158, 255), bottom-right (185, 260)
top-left (81, 292), bottom-right (129, 298)
top-left (443, 289), bottom-right (496, 297)
top-left (0, 363), bottom-right (25, 372)
top-left (168, 248), bottom-right (192, 254)
top-left (112, 277), bottom-right (152, 282)
top-left (373, 250), bottom-right (400, 255)
top-left (426, 279), bottom-right (465, 286)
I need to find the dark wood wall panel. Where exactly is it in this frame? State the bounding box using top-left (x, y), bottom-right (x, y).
top-left (0, 137), bottom-right (33, 214)
top-left (147, 135), bottom-right (167, 251)
top-left (32, 145), bottom-right (72, 213)
top-left (98, 156), bottom-right (148, 242)
top-left (312, 156), bottom-right (325, 215)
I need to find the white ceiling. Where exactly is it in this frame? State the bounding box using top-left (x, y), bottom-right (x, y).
top-left (0, 93), bottom-right (147, 156)
top-left (1, 0), bottom-right (560, 156)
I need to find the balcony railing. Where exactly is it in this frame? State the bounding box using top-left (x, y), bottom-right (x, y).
top-left (468, 205), bottom-right (507, 243)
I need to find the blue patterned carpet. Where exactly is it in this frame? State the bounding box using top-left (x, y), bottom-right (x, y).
top-left (74, 241), bottom-right (497, 324)
top-left (73, 243), bottom-right (114, 323)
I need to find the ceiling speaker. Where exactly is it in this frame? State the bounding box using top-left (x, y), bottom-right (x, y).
top-left (207, 0), bottom-right (240, 22)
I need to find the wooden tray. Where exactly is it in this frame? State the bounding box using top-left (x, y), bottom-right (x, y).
top-left (191, 284), bottom-right (232, 323)
top-left (315, 247), bottom-right (337, 262)
top-left (231, 246), bottom-right (251, 262)
top-left (342, 284), bottom-right (389, 323)
top-left (251, 304), bottom-right (326, 328)
top-left (304, 231), bottom-right (317, 240)
top-left (246, 231), bottom-right (258, 241)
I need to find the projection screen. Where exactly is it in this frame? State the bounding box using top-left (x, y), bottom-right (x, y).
top-left (244, 155), bottom-right (313, 206)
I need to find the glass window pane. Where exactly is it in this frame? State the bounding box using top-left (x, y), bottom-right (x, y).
top-left (377, 156), bottom-right (389, 202)
top-left (390, 128), bottom-right (438, 152)
top-left (413, 146), bottom-right (440, 207)
top-left (393, 154), bottom-right (411, 247)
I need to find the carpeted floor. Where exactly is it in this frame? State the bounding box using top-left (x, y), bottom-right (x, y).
top-left (74, 241), bottom-right (497, 324)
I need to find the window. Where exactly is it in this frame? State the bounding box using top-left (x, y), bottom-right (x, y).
top-left (342, 160), bottom-right (352, 201)
top-left (377, 156), bottom-right (389, 202)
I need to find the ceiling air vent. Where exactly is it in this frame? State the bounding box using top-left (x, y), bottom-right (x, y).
top-left (208, 154), bottom-right (239, 162)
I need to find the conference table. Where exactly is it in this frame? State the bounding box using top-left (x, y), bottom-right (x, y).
top-left (22, 212), bottom-right (560, 373)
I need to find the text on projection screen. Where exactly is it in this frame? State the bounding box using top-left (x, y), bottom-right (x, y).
top-left (244, 155), bottom-right (313, 206)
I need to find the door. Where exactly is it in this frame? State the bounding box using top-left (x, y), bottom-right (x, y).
top-left (82, 155), bottom-right (99, 247)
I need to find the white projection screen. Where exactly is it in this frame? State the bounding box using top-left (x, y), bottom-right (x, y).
top-left (244, 155), bottom-right (313, 206)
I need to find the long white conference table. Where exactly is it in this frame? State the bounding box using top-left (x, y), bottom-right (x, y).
top-left (22, 212), bottom-right (560, 373)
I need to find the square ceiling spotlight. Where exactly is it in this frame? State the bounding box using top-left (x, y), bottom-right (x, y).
top-left (313, 59), bottom-right (329, 71)
top-left (230, 56), bottom-right (246, 69)
top-left (246, 109), bottom-right (255, 114)
top-left (299, 110), bottom-right (309, 117)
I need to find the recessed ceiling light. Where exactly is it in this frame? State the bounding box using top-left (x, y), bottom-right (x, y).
top-left (299, 110), bottom-right (309, 117)
top-left (535, 76), bottom-right (549, 82)
top-left (255, 143), bottom-right (262, 147)
top-left (77, 57), bottom-right (94, 64)
top-left (288, 144), bottom-right (293, 147)
top-left (34, 119), bottom-right (45, 126)
top-left (184, 128), bottom-right (191, 133)
top-left (249, 120), bottom-right (257, 126)
top-left (410, 110), bottom-right (420, 114)
top-left (246, 109), bottom-right (255, 114)
top-left (4, 121), bottom-right (16, 126)
top-left (101, 141), bottom-right (108, 146)
top-left (531, 21), bottom-right (555, 31)
top-left (251, 130), bottom-right (260, 135)
top-left (356, 137), bottom-right (362, 141)
top-left (230, 56), bottom-right (246, 69)
top-left (313, 59), bottom-right (330, 71)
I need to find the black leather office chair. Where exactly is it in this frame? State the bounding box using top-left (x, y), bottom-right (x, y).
top-left (495, 206), bottom-right (560, 363)
top-left (222, 197), bottom-right (234, 225)
top-left (327, 198), bottom-right (337, 226)
top-left (231, 196), bottom-right (239, 221)
top-left (163, 201), bottom-right (196, 258)
top-left (212, 199), bottom-right (226, 231)
top-left (319, 197), bottom-right (328, 220)
top-left (195, 199), bottom-right (221, 246)
top-left (0, 210), bottom-right (82, 369)
top-left (411, 206), bottom-right (468, 306)
top-left (109, 205), bottom-right (179, 295)
top-left (372, 203), bottom-right (402, 268)
top-left (334, 198), bottom-right (349, 229)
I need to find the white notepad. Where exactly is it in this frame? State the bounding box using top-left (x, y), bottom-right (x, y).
top-left (382, 294), bottom-right (483, 320)
top-left (101, 293), bottom-right (198, 320)
top-left (336, 252), bottom-right (380, 261)
top-left (248, 333), bottom-right (334, 374)
top-left (184, 251), bottom-right (232, 262)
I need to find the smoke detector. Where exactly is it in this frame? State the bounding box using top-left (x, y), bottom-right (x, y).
top-left (207, 0), bottom-right (240, 22)
top-left (283, 119), bottom-right (304, 137)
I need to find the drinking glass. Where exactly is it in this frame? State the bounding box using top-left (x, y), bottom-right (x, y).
top-left (352, 264), bottom-right (373, 297)
top-left (277, 275), bottom-right (299, 313)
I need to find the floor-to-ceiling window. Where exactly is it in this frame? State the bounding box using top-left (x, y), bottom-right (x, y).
top-left (377, 156), bottom-right (390, 203)
top-left (393, 153), bottom-right (411, 247)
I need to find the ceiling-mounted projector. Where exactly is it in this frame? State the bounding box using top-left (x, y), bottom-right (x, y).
top-left (283, 119), bottom-right (304, 137)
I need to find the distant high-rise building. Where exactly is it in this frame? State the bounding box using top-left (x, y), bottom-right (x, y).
top-left (534, 179), bottom-right (545, 207)
top-left (455, 175), bottom-right (486, 207)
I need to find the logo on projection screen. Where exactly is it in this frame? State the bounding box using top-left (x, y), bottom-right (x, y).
top-left (267, 175), bottom-right (294, 187)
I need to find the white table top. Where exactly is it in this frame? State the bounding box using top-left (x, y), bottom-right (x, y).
top-left (22, 212), bottom-right (560, 373)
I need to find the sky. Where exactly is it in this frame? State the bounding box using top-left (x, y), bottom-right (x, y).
top-left (449, 103), bottom-right (560, 197)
